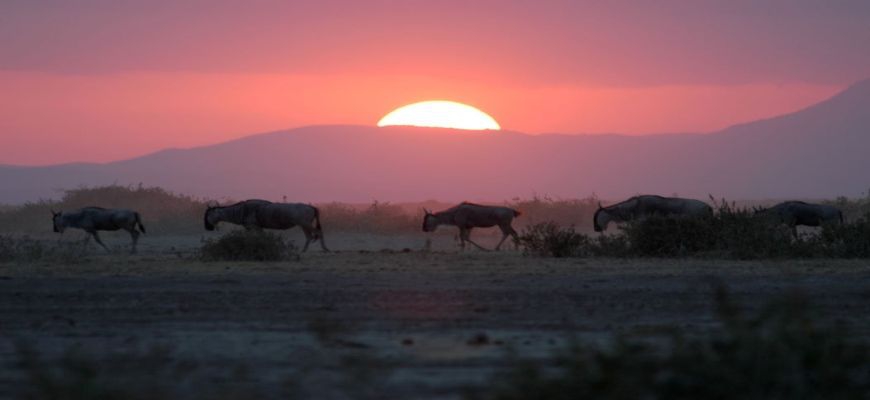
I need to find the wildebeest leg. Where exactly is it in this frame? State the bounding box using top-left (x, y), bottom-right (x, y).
top-left (495, 232), bottom-right (510, 251)
top-left (301, 227), bottom-right (313, 252)
top-left (495, 225), bottom-right (519, 251)
top-left (127, 228), bottom-right (140, 254)
top-left (461, 228), bottom-right (489, 251)
top-left (316, 229), bottom-right (330, 252)
top-left (91, 231), bottom-right (110, 252)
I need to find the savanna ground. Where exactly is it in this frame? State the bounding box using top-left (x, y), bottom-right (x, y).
top-left (2, 231), bottom-right (870, 399)
top-left (2, 186), bottom-right (870, 399)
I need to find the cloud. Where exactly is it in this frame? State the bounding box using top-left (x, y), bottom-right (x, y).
top-left (1, 1), bottom-right (868, 85)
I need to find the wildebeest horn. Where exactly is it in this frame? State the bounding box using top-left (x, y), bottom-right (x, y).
top-left (597, 202), bottom-right (603, 209)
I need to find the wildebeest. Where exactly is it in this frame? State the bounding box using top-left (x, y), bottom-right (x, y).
top-left (593, 195), bottom-right (713, 232)
top-left (204, 199), bottom-right (328, 252)
top-left (422, 202), bottom-right (521, 251)
top-left (756, 201), bottom-right (843, 236)
top-left (51, 207), bottom-right (146, 253)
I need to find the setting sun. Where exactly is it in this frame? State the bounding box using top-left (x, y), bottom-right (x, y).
top-left (377, 100), bottom-right (501, 130)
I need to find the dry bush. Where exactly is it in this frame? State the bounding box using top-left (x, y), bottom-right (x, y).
top-left (199, 230), bottom-right (298, 262)
top-left (518, 222), bottom-right (590, 257)
top-left (815, 212), bottom-right (870, 258)
top-left (519, 222), bottom-right (630, 258)
top-left (520, 200), bottom-right (870, 259)
top-left (824, 192), bottom-right (870, 222)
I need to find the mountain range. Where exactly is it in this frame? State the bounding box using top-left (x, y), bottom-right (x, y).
top-left (2, 80), bottom-right (869, 203)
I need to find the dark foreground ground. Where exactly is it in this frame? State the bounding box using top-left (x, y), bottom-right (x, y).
top-left (2, 236), bottom-right (870, 399)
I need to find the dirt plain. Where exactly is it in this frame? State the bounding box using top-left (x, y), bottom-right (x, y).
top-left (2, 231), bottom-right (870, 399)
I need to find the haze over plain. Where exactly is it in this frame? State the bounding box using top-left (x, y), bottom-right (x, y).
top-left (0, 1), bottom-right (868, 201)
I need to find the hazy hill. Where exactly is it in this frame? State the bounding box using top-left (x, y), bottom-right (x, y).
top-left (1, 80), bottom-right (869, 203)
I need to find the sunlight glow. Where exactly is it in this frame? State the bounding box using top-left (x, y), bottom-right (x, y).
top-left (377, 100), bottom-right (500, 130)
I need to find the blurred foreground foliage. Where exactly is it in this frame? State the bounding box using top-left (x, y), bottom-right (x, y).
top-left (473, 287), bottom-right (870, 400)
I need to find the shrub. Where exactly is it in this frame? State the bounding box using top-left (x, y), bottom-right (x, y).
top-left (518, 222), bottom-right (632, 258)
top-left (815, 213), bottom-right (870, 258)
top-left (824, 192), bottom-right (870, 223)
top-left (590, 232), bottom-right (632, 257)
top-left (520, 202), bottom-right (870, 259)
top-left (518, 222), bottom-right (589, 257)
top-left (199, 230), bottom-right (298, 262)
top-left (475, 288), bottom-right (870, 400)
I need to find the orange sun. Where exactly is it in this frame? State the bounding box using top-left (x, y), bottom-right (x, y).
top-left (377, 100), bottom-right (500, 130)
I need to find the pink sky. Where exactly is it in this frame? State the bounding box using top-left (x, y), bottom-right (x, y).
top-left (0, 1), bottom-right (867, 165)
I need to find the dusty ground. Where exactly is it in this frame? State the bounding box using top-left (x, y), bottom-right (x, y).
top-left (1, 232), bottom-right (870, 399)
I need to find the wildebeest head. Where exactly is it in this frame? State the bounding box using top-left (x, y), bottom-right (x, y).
top-left (204, 206), bottom-right (218, 231)
top-left (421, 208), bottom-right (438, 232)
top-left (51, 210), bottom-right (64, 233)
top-left (593, 202), bottom-right (609, 232)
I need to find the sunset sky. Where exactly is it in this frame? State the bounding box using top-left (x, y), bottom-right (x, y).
top-left (1, 0), bottom-right (869, 165)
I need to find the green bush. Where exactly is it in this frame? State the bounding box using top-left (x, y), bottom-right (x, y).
top-left (475, 288), bottom-right (870, 400)
top-left (199, 230), bottom-right (298, 262)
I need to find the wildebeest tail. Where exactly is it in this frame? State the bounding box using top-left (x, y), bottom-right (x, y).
top-left (313, 206), bottom-right (323, 239)
top-left (839, 210), bottom-right (844, 224)
top-left (135, 212), bottom-right (146, 234)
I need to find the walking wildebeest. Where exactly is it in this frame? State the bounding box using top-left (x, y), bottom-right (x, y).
top-left (51, 207), bottom-right (146, 253)
top-left (756, 201), bottom-right (843, 237)
top-left (422, 202), bottom-right (521, 251)
top-left (203, 199), bottom-right (328, 252)
top-left (593, 195), bottom-right (713, 232)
